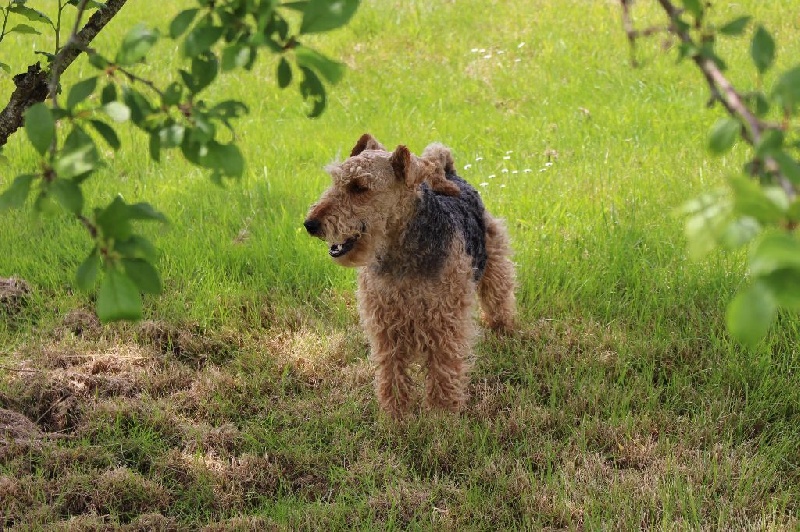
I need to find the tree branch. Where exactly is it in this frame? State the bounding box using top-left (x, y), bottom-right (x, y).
top-left (652, 0), bottom-right (795, 198)
top-left (0, 0), bottom-right (128, 147)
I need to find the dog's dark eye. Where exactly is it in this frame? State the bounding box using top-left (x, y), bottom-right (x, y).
top-left (348, 181), bottom-right (369, 194)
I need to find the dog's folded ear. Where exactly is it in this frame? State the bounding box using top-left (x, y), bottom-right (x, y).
top-left (421, 143), bottom-right (456, 175)
top-left (390, 145), bottom-right (460, 196)
top-left (350, 133), bottom-right (386, 157)
top-left (389, 145), bottom-right (412, 184)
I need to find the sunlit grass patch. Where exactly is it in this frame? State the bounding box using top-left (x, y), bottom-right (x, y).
top-left (1, 0), bottom-right (800, 528)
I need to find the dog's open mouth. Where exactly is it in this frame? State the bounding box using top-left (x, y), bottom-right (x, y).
top-left (329, 236), bottom-right (359, 258)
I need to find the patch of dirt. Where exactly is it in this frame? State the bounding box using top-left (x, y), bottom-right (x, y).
top-left (53, 309), bottom-right (103, 340)
top-left (92, 467), bottom-right (171, 523)
top-left (11, 345), bottom-right (159, 432)
top-left (0, 407), bottom-right (45, 459)
top-left (202, 516), bottom-right (279, 531)
top-left (138, 320), bottom-right (239, 366)
top-left (123, 513), bottom-right (181, 531)
top-left (0, 276), bottom-right (31, 315)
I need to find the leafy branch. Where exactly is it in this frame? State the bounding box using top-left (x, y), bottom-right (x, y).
top-left (0, 0), bottom-right (361, 322)
top-left (622, 0), bottom-right (800, 346)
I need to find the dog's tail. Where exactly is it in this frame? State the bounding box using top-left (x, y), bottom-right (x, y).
top-left (421, 142), bottom-right (456, 175)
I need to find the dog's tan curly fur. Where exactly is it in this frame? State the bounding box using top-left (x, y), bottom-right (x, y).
top-left (305, 134), bottom-right (515, 417)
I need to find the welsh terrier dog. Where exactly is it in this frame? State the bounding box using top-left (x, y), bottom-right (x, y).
top-left (304, 134), bottom-right (515, 417)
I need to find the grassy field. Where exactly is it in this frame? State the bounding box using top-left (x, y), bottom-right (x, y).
top-left (1, 0), bottom-right (799, 529)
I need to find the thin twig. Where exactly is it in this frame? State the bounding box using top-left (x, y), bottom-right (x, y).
top-left (620, 0), bottom-right (670, 67)
top-left (116, 65), bottom-right (165, 98)
top-left (0, 364), bottom-right (42, 373)
top-left (627, 0), bottom-right (796, 199)
top-left (49, 0), bottom-right (91, 105)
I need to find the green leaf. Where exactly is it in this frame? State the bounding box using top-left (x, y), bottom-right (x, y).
top-left (754, 129), bottom-right (783, 157)
top-left (0, 174), bottom-right (36, 211)
top-left (50, 179), bottom-right (84, 213)
top-left (221, 43), bottom-right (252, 71)
top-left (726, 280), bottom-right (776, 347)
top-left (188, 52), bottom-right (219, 94)
top-left (8, 24), bottom-right (41, 35)
top-left (149, 131), bottom-right (161, 163)
top-left (89, 119), bottom-right (121, 150)
top-left (115, 23), bottom-right (159, 66)
top-left (719, 15), bottom-right (751, 36)
top-left (750, 25), bottom-right (775, 75)
top-left (103, 101), bottom-right (131, 123)
top-left (183, 23), bottom-right (224, 57)
top-left (708, 117), bottom-right (739, 155)
top-left (295, 45), bottom-right (345, 84)
top-left (127, 202), bottom-right (168, 223)
top-left (679, 191), bottom-right (732, 260)
top-left (772, 67), bottom-right (800, 113)
top-left (122, 258), bottom-right (162, 294)
top-left (169, 8), bottom-right (199, 39)
top-left (159, 83), bottom-right (181, 108)
top-left (212, 142), bottom-right (245, 178)
top-left (772, 152), bottom-right (800, 185)
top-left (762, 269), bottom-right (800, 310)
top-left (0, 62), bottom-right (10, 73)
top-left (299, 66), bottom-right (326, 118)
top-left (24, 102), bottom-right (55, 155)
top-left (210, 100), bottom-right (248, 121)
top-left (54, 127), bottom-right (99, 180)
top-left (158, 123), bottom-right (185, 148)
top-left (299, 0), bottom-right (360, 34)
top-left (729, 174), bottom-right (784, 223)
top-left (8, 5), bottom-right (52, 26)
top-left (122, 87), bottom-right (155, 125)
top-left (88, 52), bottom-right (110, 70)
top-left (66, 76), bottom-right (98, 110)
top-left (116, 235), bottom-right (158, 262)
top-left (277, 57), bottom-right (292, 88)
top-left (97, 268), bottom-right (143, 322)
top-left (76, 249), bottom-right (101, 292)
top-left (100, 83), bottom-right (117, 105)
top-left (679, 0), bottom-right (703, 19)
top-left (719, 216), bottom-right (760, 251)
top-left (749, 231), bottom-right (800, 277)
top-left (95, 197), bottom-right (133, 240)
top-left (187, 114), bottom-right (215, 144)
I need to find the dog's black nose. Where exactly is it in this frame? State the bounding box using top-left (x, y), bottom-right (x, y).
top-left (304, 218), bottom-right (322, 236)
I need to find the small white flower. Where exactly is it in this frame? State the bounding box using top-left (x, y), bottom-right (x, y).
top-left (463, 164), bottom-right (472, 170)
top-left (503, 155), bottom-right (511, 160)
top-left (501, 168), bottom-right (509, 173)
top-left (488, 174), bottom-right (496, 179)
top-left (514, 58), bottom-right (522, 63)
top-left (497, 50), bottom-right (505, 55)
top-left (524, 168), bottom-right (532, 173)
top-left (500, 184), bottom-right (507, 188)
top-left (475, 156), bottom-right (484, 161)
top-left (483, 54), bottom-right (492, 59)
top-left (480, 182), bottom-right (489, 187)
top-left (506, 150), bottom-right (513, 154)
top-left (479, 48), bottom-right (486, 53)
top-left (512, 170), bottom-right (518, 174)
top-left (518, 42), bottom-right (526, 48)
top-left (545, 162), bottom-right (553, 167)
top-left (471, 48), bottom-right (479, 53)
top-left (539, 167), bottom-right (548, 172)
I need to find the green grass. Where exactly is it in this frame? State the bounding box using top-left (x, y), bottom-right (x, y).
top-left (1, 0), bottom-right (799, 529)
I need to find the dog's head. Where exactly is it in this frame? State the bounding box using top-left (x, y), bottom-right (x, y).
top-left (303, 134), bottom-right (459, 267)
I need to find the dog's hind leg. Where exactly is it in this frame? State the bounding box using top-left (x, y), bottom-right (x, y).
top-left (478, 215), bottom-right (516, 332)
